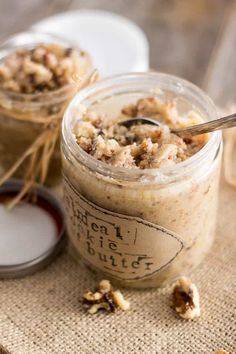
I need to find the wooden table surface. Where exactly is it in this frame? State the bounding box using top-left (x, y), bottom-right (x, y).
top-left (0, 0), bottom-right (233, 86)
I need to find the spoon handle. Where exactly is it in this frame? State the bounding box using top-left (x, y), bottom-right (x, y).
top-left (172, 113), bottom-right (236, 136)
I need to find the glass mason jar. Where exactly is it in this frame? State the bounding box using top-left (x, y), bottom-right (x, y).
top-left (0, 31), bottom-right (91, 186)
top-left (62, 72), bottom-right (222, 288)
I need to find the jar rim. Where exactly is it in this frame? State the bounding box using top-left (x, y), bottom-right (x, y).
top-left (0, 30), bottom-right (91, 103)
top-left (62, 72), bottom-right (222, 182)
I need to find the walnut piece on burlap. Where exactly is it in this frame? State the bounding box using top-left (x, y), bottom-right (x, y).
top-left (0, 343), bottom-right (11, 354)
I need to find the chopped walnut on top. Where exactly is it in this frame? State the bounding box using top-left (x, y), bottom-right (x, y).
top-left (0, 43), bottom-right (88, 94)
top-left (172, 276), bottom-right (200, 320)
top-left (74, 97), bottom-right (208, 169)
top-left (122, 97), bottom-right (179, 127)
top-left (82, 279), bottom-right (130, 314)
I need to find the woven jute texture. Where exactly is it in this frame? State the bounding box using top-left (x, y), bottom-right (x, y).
top-left (0, 177), bottom-right (235, 354)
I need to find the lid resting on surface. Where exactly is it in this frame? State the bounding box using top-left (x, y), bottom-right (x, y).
top-left (32, 10), bottom-right (149, 76)
top-left (0, 179), bottom-right (66, 278)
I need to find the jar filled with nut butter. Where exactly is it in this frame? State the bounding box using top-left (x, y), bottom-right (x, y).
top-left (62, 72), bottom-right (222, 288)
top-left (0, 31), bottom-right (92, 187)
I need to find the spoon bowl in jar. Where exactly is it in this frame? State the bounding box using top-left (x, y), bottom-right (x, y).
top-left (119, 112), bottom-right (236, 137)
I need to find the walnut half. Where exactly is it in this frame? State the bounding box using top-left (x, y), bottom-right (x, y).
top-left (82, 279), bottom-right (130, 314)
top-left (172, 276), bottom-right (200, 320)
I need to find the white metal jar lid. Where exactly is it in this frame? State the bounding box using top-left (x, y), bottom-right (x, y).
top-left (0, 180), bottom-right (66, 278)
top-left (32, 9), bottom-right (150, 76)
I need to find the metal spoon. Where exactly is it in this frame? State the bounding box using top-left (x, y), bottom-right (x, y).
top-left (119, 112), bottom-right (236, 137)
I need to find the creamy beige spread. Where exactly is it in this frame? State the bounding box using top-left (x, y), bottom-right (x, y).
top-left (74, 97), bottom-right (208, 169)
top-left (62, 83), bottom-right (221, 288)
top-left (0, 43), bottom-right (87, 94)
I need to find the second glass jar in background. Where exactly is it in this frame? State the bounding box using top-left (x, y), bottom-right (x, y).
top-left (0, 31), bottom-right (92, 186)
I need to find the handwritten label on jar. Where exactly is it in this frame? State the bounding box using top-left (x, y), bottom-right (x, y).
top-left (63, 178), bottom-right (184, 281)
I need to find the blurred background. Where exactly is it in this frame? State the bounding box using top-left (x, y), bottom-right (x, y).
top-left (0, 0), bottom-right (235, 94)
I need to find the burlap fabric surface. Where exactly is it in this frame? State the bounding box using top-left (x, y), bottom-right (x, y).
top-left (0, 177), bottom-right (235, 354)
